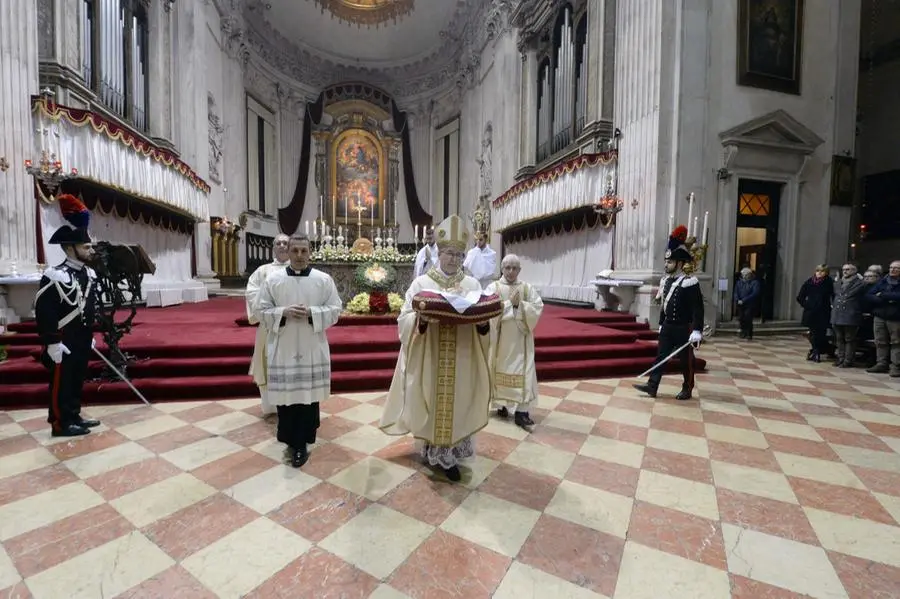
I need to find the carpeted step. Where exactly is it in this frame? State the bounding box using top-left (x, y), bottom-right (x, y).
top-left (0, 332), bottom-right (42, 346)
top-left (537, 355), bottom-right (707, 380)
top-left (535, 343), bottom-right (657, 361)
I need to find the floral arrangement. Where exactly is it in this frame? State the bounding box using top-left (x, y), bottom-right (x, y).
top-left (346, 292), bottom-right (404, 315)
top-left (354, 262), bottom-right (396, 293)
top-left (312, 245), bottom-right (415, 263)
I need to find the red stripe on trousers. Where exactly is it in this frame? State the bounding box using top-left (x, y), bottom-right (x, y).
top-left (50, 362), bottom-right (63, 431)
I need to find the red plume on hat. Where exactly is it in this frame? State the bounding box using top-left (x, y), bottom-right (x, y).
top-left (57, 194), bottom-right (90, 229)
top-left (671, 225), bottom-right (688, 243)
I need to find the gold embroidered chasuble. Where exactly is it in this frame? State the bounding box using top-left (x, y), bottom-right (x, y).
top-left (379, 268), bottom-right (492, 447)
top-left (245, 260), bottom-right (288, 387)
top-left (257, 268), bottom-right (342, 406)
top-left (485, 278), bottom-right (543, 407)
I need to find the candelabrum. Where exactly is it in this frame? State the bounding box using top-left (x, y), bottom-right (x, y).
top-left (25, 150), bottom-right (78, 193)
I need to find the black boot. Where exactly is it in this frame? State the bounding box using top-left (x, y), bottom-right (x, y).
top-left (675, 388), bottom-right (693, 401)
top-left (633, 383), bottom-right (657, 398)
top-left (444, 465), bottom-right (461, 482)
top-left (497, 406), bottom-right (509, 418)
top-left (52, 423), bottom-right (91, 437)
top-left (514, 412), bottom-right (535, 429)
top-left (75, 417), bottom-right (101, 428)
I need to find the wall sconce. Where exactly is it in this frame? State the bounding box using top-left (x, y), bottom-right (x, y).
top-left (0, 156), bottom-right (9, 172)
top-left (630, 198), bottom-right (639, 209)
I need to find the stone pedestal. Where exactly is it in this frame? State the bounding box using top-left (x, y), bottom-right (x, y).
top-left (0, 0), bottom-right (40, 276)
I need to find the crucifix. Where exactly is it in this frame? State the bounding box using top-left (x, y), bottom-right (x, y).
top-left (353, 199), bottom-right (367, 240)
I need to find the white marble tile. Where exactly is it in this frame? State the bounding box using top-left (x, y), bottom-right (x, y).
top-left (844, 409), bottom-right (900, 426)
top-left (545, 480), bottom-right (634, 538)
top-left (340, 391), bottom-right (387, 403)
top-left (829, 443), bottom-right (900, 474)
top-left (319, 504), bottom-right (433, 579)
top-left (493, 561), bottom-right (606, 599)
top-left (598, 407), bottom-right (651, 429)
top-left (710, 461), bottom-right (798, 504)
top-left (646, 429), bottom-right (709, 459)
top-left (483, 417), bottom-right (531, 440)
top-left (182, 518), bottom-right (311, 598)
top-left (24, 532), bottom-right (174, 599)
top-left (218, 398), bottom-right (262, 411)
top-left (0, 446), bottom-right (58, 481)
top-left (332, 425), bottom-right (397, 454)
top-left (334, 403), bottom-right (384, 425)
top-left (563, 389), bottom-right (611, 407)
top-left (635, 470), bottom-right (719, 521)
top-left (651, 403), bottom-right (703, 422)
top-left (579, 435), bottom-right (644, 469)
top-left (756, 419), bottom-right (823, 441)
top-left (441, 491), bottom-right (541, 557)
top-left (110, 472), bottom-right (216, 527)
top-left (805, 507), bottom-right (900, 569)
top-left (0, 482), bottom-right (104, 541)
top-left (505, 441), bottom-right (575, 479)
top-left (703, 423), bottom-right (769, 449)
top-left (367, 584), bottom-right (413, 599)
top-left (613, 541), bottom-right (731, 598)
top-left (64, 441), bottom-right (154, 480)
top-left (193, 410), bottom-right (259, 435)
top-left (227, 464), bottom-right (320, 514)
top-left (804, 415), bottom-right (871, 434)
top-left (0, 544), bottom-right (20, 591)
top-left (722, 523), bottom-right (848, 598)
top-left (774, 452), bottom-right (866, 489)
top-left (539, 411), bottom-right (597, 434)
top-left (160, 436), bottom-right (243, 471)
top-left (115, 415), bottom-right (188, 440)
top-left (0, 422), bottom-right (26, 441)
top-left (328, 456), bottom-right (414, 501)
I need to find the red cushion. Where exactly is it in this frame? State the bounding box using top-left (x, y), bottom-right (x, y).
top-left (412, 291), bottom-right (502, 325)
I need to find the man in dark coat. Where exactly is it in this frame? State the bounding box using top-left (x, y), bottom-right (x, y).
top-left (634, 225), bottom-right (705, 401)
top-left (34, 194), bottom-right (101, 437)
top-left (831, 264), bottom-right (866, 367)
top-left (734, 267), bottom-right (761, 339)
top-left (867, 261), bottom-right (900, 376)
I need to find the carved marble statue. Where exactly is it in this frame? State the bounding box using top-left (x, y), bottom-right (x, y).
top-left (477, 122), bottom-right (493, 198)
top-left (208, 93), bottom-right (225, 184)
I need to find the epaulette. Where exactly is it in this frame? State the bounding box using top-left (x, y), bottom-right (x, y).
top-left (43, 267), bottom-right (72, 284)
top-left (681, 276), bottom-right (699, 288)
top-left (85, 265), bottom-right (98, 279)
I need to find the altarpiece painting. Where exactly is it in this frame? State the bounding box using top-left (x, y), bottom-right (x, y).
top-left (331, 128), bottom-right (384, 224)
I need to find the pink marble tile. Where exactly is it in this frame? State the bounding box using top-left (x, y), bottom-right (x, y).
top-left (716, 488), bottom-right (819, 544)
top-left (245, 548), bottom-right (379, 599)
top-left (115, 566), bottom-right (217, 599)
top-left (270, 482), bottom-right (369, 542)
top-left (828, 550), bottom-right (900, 599)
top-left (477, 463), bottom-right (561, 511)
top-left (380, 472), bottom-right (471, 527)
top-left (565, 454), bottom-right (640, 498)
top-left (788, 476), bottom-right (898, 526)
top-left (627, 501), bottom-right (726, 569)
top-left (641, 447), bottom-right (713, 485)
top-left (85, 457), bottom-right (182, 501)
top-left (0, 464), bottom-right (79, 506)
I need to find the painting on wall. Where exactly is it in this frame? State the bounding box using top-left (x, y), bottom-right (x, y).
top-left (830, 155), bottom-right (856, 207)
top-left (331, 129), bottom-right (383, 224)
top-left (737, 0), bottom-right (804, 95)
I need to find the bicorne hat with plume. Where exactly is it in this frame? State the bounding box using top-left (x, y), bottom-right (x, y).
top-left (47, 194), bottom-right (92, 245)
top-left (665, 225), bottom-right (693, 264)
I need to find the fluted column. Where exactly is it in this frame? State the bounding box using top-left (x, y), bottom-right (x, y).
top-left (518, 50), bottom-right (538, 170)
top-left (148, 0), bottom-right (174, 145)
top-left (0, 0), bottom-right (40, 275)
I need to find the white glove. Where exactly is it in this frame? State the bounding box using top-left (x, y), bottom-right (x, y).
top-left (47, 343), bottom-right (71, 364)
top-left (91, 337), bottom-right (96, 349)
top-left (689, 330), bottom-right (703, 345)
top-left (658, 326), bottom-right (663, 333)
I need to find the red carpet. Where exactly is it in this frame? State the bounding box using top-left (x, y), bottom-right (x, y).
top-left (0, 297), bottom-right (705, 409)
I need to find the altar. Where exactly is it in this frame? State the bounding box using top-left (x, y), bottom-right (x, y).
top-left (315, 260), bottom-right (414, 303)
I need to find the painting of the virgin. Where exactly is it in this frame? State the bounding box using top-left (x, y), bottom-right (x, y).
top-left (334, 130), bottom-right (381, 222)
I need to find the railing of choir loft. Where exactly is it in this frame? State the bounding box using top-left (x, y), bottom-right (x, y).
top-left (245, 233), bottom-right (275, 274)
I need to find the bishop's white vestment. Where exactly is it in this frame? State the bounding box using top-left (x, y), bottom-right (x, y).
top-left (245, 259), bottom-right (288, 414)
top-left (485, 278), bottom-right (543, 411)
top-left (379, 268), bottom-right (492, 469)
top-left (257, 267), bottom-right (342, 407)
top-left (464, 246), bottom-right (497, 288)
top-left (414, 244), bottom-right (439, 277)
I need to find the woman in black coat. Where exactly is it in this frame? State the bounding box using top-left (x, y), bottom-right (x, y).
top-left (797, 264), bottom-right (835, 362)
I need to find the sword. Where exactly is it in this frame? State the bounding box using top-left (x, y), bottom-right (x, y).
top-left (637, 340), bottom-right (695, 378)
top-left (92, 346), bottom-right (151, 406)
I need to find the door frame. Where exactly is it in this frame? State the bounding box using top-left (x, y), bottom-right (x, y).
top-left (735, 179), bottom-right (782, 321)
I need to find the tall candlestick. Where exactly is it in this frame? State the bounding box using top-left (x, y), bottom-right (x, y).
top-left (693, 216), bottom-right (699, 240)
top-left (701, 211), bottom-right (709, 246)
top-left (344, 195), bottom-right (350, 226)
top-left (305, 220), bottom-right (309, 236)
top-left (415, 224), bottom-right (419, 242)
top-left (668, 214), bottom-right (674, 232)
top-left (312, 220), bottom-right (317, 239)
top-left (686, 193), bottom-right (695, 237)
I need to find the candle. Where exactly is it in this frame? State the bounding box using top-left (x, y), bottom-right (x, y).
top-left (686, 193), bottom-right (694, 237)
top-left (312, 220), bottom-right (317, 238)
top-left (692, 216), bottom-right (699, 240)
top-left (701, 211), bottom-right (709, 245)
top-left (415, 224), bottom-right (419, 242)
top-left (668, 214), bottom-right (674, 232)
top-left (319, 195), bottom-right (323, 219)
top-left (345, 195), bottom-right (350, 226)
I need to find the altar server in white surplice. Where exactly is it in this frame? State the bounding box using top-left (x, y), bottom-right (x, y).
top-left (463, 233), bottom-right (497, 288)
top-left (245, 233), bottom-right (290, 416)
top-left (380, 215), bottom-right (492, 482)
top-left (414, 228), bottom-right (439, 277)
top-left (257, 235), bottom-right (342, 468)
top-left (485, 254), bottom-right (543, 429)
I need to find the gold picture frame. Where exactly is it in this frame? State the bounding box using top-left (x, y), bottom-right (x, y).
top-left (737, 0), bottom-right (804, 95)
top-left (329, 128), bottom-right (387, 226)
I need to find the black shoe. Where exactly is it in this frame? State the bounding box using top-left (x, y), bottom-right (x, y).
top-left (811, 352), bottom-right (821, 363)
top-left (497, 406), bottom-right (509, 418)
top-left (445, 466), bottom-right (461, 482)
top-left (514, 412), bottom-right (535, 429)
top-left (76, 418), bottom-right (101, 428)
top-left (290, 446), bottom-right (309, 468)
top-left (675, 389), bottom-right (693, 401)
top-left (633, 383), bottom-right (657, 398)
top-left (807, 349), bottom-right (815, 360)
top-left (52, 424), bottom-right (91, 437)
top-left (867, 364), bottom-right (889, 374)
top-left (739, 332), bottom-right (746, 339)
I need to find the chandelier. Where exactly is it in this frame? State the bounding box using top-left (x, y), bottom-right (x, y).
top-left (312, 0), bottom-right (415, 29)
top-left (26, 88), bottom-right (78, 193)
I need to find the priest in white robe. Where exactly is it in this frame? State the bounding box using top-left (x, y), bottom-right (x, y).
top-left (485, 254), bottom-right (544, 429)
top-left (413, 227), bottom-right (438, 277)
top-left (380, 215), bottom-right (492, 482)
top-left (463, 233), bottom-right (497, 288)
top-left (245, 233), bottom-right (290, 416)
top-left (257, 235), bottom-right (343, 468)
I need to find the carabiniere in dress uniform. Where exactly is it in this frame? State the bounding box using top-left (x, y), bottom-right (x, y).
top-left (34, 194), bottom-right (102, 437)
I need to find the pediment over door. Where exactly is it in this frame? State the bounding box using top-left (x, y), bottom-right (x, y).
top-left (719, 109), bottom-right (824, 154)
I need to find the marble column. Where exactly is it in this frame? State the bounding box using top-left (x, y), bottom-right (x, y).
top-left (584, 0), bottom-right (606, 124)
top-left (148, 0), bottom-right (174, 145)
top-left (517, 50), bottom-right (538, 170)
top-left (0, 0), bottom-right (40, 275)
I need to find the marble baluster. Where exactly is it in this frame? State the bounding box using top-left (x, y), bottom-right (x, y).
top-left (0, 0), bottom-right (40, 275)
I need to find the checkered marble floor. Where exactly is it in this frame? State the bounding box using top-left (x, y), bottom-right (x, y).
top-left (2, 337), bottom-right (900, 599)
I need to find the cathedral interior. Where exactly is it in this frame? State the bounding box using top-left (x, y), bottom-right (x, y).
top-left (0, 0), bottom-right (899, 597)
